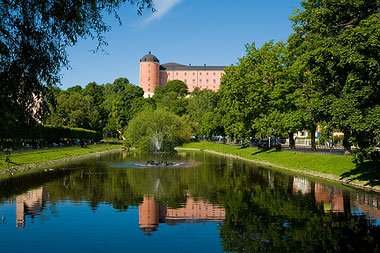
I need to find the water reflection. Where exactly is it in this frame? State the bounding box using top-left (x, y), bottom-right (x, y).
top-left (291, 176), bottom-right (380, 221)
top-left (314, 183), bottom-right (345, 213)
top-left (0, 151), bottom-right (379, 252)
top-left (16, 187), bottom-right (47, 228)
top-left (139, 195), bottom-right (225, 236)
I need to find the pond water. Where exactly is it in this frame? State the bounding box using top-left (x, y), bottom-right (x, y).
top-left (0, 151), bottom-right (379, 252)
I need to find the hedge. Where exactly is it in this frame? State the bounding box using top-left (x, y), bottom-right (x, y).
top-left (0, 124), bottom-right (102, 147)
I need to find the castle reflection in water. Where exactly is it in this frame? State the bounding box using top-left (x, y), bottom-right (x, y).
top-left (12, 177), bottom-right (380, 230)
top-left (292, 177), bottom-right (380, 221)
top-left (139, 195), bottom-right (225, 235)
top-left (16, 187), bottom-right (48, 228)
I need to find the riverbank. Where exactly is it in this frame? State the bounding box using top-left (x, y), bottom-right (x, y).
top-left (0, 144), bottom-right (122, 176)
top-left (177, 142), bottom-right (380, 192)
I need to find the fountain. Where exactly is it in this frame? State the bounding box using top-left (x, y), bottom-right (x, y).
top-left (110, 133), bottom-right (194, 169)
top-left (152, 132), bottom-right (163, 153)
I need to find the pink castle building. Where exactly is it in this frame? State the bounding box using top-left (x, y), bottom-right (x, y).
top-left (140, 52), bottom-right (226, 97)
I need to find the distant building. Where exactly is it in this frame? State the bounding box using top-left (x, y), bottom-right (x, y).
top-left (139, 52), bottom-right (226, 98)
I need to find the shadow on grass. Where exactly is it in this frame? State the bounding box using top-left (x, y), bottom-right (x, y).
top-left (340, 160), bottom-right (380, 187)
top-left (251, 148), bottom-right (281, 156)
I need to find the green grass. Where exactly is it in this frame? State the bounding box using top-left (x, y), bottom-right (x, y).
top-left (179, 142), bottom-right (355, 177)
top-left (0, 144), bottom-right (122, 171)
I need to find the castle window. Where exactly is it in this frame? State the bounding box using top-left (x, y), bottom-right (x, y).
top-left (192, 79), bottom-right (195, 84)
top-left (193, 72), bottom-right (195, 75)
top-left (160, 79), bottom-right (163, 84)
top-left (206, 72), bottom-right (208, 75)
top-left (199, 72), bottom-right (202, 75)
top-left (168, 73), bottom-right (170, 75)
top-left (213, 79), bottom-right (216, 84)
top-left (185, 72), bottom-right (187, 75)
top-left (213, 72), bottom-right (216, 75)
top-left (184, 79), bottom-right (187, 83)
top-left (206, 79), bottom-right (209, 84)
top-left (148, 88), bottom-right (150, 91)
top-left (176, 72), bottom-right (178, 75)
top-left (199, 79), bottom-right (202, 84)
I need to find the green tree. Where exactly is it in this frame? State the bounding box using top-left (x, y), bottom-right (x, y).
top-left (154, 80), bottom-right (189, 116)
top-left (46, 90), bottom-right (92, 129)
top-left (103, 77), bottom-right (147, 136)
top-left (156, 79), bottom-right (189, 97)
top-left (188, 88), bottom-right (223, 139)
top-left (218, 63), bottom-right (255, 142)
top-left (289, 0), bottom-right (380, 159)
top-left (219, 41), bottom-right (290, 143)
top-left (0, 0), bottom-right (153, 142)
top-left (124, 109), bottom-right (192, 152)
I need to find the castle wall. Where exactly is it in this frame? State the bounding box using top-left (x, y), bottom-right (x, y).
top-left (160, 69), bottom-right (224, 92)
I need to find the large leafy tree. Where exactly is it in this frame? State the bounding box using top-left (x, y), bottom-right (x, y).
top-left (46, 78), bottom-right (147, 135)
top-left (187, 88), bottom-right (224, 139)
top-left (0, 0), bottom-right (153, 135)
top-left (289, 0), bottom-right (380, 159)
top-left (46, 82), bottom-right (107, 130)
top-left (153, 80), bottom-right (189, 116)
top-left (219, 41), bottom-right (292, 142)
top-left (124, 109), bottom-right (192, 152)
top-left (102, 77), bottom-right (147, 135)
top-left (218, 54), bottom-right (256, 141)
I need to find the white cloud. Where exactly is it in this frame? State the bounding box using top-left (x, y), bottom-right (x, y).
top-left (142, 0), bottom-right (182, 25)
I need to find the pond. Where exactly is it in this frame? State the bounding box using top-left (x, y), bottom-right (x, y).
top-left (0, 151), bottom-right (379, 252)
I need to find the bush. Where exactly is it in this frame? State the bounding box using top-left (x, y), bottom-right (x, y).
top-left (124, 109), bottom-right (192, 153)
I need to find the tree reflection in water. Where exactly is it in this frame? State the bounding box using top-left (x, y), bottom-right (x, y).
top-left (0, 151), bottom-right (379, 252)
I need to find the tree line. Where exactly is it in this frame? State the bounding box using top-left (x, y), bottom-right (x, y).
top-left (1, 0), bottom-right (378, 162)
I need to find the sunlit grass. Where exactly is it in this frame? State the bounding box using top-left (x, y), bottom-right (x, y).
top-left (0, 144), bottom-right (122, 171)
top-left (179, 142), bottom-right (354, 177)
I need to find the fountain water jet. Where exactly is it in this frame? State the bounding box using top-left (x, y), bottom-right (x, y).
top-left (152, 132), bottom-right (164, 153)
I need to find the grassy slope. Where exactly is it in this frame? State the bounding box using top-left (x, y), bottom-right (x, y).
top-left (179, 142), bottom-right (354, 177)
top-left (0, 144), bottom-right (121, 171)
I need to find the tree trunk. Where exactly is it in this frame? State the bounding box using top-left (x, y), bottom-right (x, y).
top-left (310, 128), bottom-right (316, 150)
top-left (288, 132), bottom-right (295, 149)
top-left (342, 128), bottom-right (351, 153)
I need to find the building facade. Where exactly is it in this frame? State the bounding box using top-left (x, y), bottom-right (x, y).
top-left (140, 52), bottom-right (225, 98)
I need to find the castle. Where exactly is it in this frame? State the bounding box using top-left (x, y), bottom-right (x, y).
top-left (139, 52), bottom-right (226, 97)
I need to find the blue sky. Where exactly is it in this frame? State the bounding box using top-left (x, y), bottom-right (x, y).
top-left (60, 0), bottom-right (301, 89)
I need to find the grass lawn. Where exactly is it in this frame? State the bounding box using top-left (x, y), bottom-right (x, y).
top-left (0, 144), bottom-right (122, 171)
top-left (179, 142), bottom-right (355, 177)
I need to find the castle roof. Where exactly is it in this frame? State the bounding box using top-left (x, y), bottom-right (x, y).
top-left (160, 62), bottom-right (225, 71)
top-left (140, 52), bottom-right (159, 63)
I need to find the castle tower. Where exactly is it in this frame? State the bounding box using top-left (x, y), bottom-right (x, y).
top-left (139, 52), bottom-right (160, 98)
